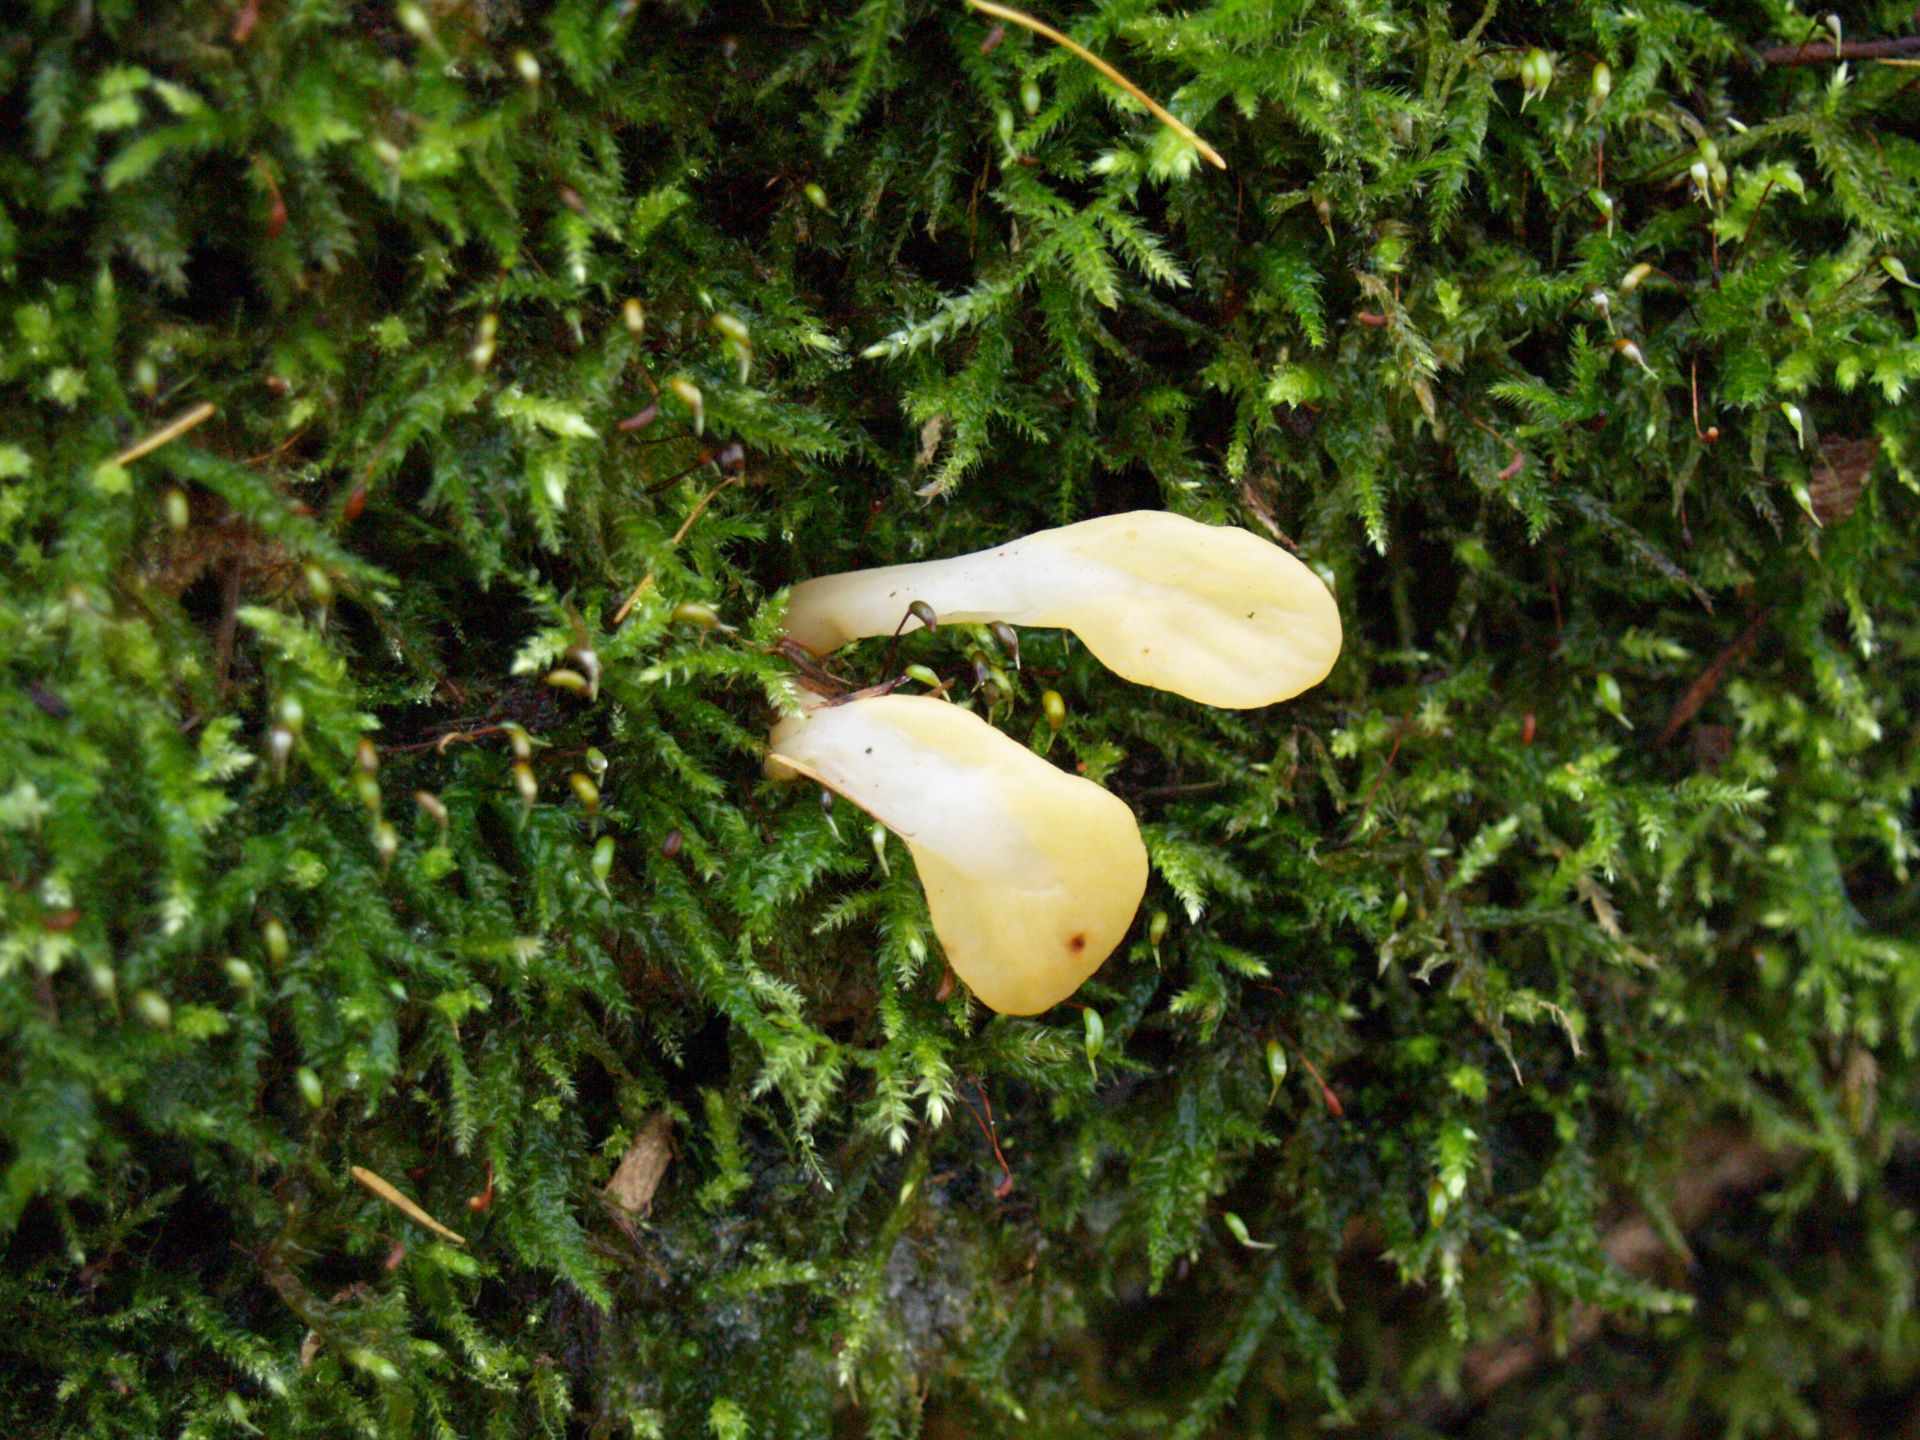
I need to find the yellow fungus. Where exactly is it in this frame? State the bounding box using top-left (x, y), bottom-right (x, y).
top-left (784, 512), bottom-right (1341, 709)
top-left (769, 694), bottom-right (1146, 1014)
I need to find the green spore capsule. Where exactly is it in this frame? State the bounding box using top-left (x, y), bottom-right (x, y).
top-left (1223, 1211), bottom-right (1277, 1250)
top-left (569, 773), bottom-right (600, 814)
top-left (503, 723), bottom-right (532, 761)
top-left (668, 376), bottom-right (704, 435)
top-left (305, 564), bottom-right (335, 606)
top-left (1519, 48), bottom-right (1553, 107)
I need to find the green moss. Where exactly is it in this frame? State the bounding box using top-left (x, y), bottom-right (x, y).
top-left (3, 0), bottom-right (1919, 1434)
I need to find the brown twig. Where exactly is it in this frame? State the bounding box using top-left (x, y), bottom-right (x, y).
top-left (1656, 609), bottom-right (1770, 746)
top-left (1759, 33), bottom-right (1920, 64)
top-left (381, 722), bottom-right (518, 757)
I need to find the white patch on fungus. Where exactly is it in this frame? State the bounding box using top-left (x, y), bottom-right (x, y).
top-left (768, 694), bottom-right (1147, 1015)
top-left (783, 511), bottom-right (1342, 710)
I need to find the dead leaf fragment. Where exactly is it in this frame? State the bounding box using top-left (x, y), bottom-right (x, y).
top-left (1810, 436), bottom-right (1878, 524)
top-left (916, 415), bottom-right (945, 469)
top-left (606, 1112), bottom-right (673, 1216)
top-left (1573, 870), bottom-right (1624, 940)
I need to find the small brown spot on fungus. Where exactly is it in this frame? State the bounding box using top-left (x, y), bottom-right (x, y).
top-left (1069, 932), bottom-right (1088, 953)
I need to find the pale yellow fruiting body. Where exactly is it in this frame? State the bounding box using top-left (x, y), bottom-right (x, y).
top-left (768, 695), bottom-right (1147, 1015)
top-left (782, 511), bottom-right (1341, 709)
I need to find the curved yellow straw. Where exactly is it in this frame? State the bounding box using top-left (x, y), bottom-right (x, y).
top-left (965, 0), bottom-right (1227, 170)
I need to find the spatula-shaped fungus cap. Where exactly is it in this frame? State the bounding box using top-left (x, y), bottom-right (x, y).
top-left (769, 694), bottom-right (1147, 1015)
top-left (783, 511), bottom-right (1342, 709)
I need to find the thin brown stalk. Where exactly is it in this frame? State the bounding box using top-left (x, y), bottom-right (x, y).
top-left (611, 476), bottom-right (744, 626)
top-left (1760, 33), bottom-right (1920, 64)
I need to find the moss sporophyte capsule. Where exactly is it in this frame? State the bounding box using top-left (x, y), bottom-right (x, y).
top-left (1519, 49), bottom-right (1553, 107)
top-left (668, 377), bottom-right (704, 434)
top-left (671, 600), bottom-right (721, 628)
